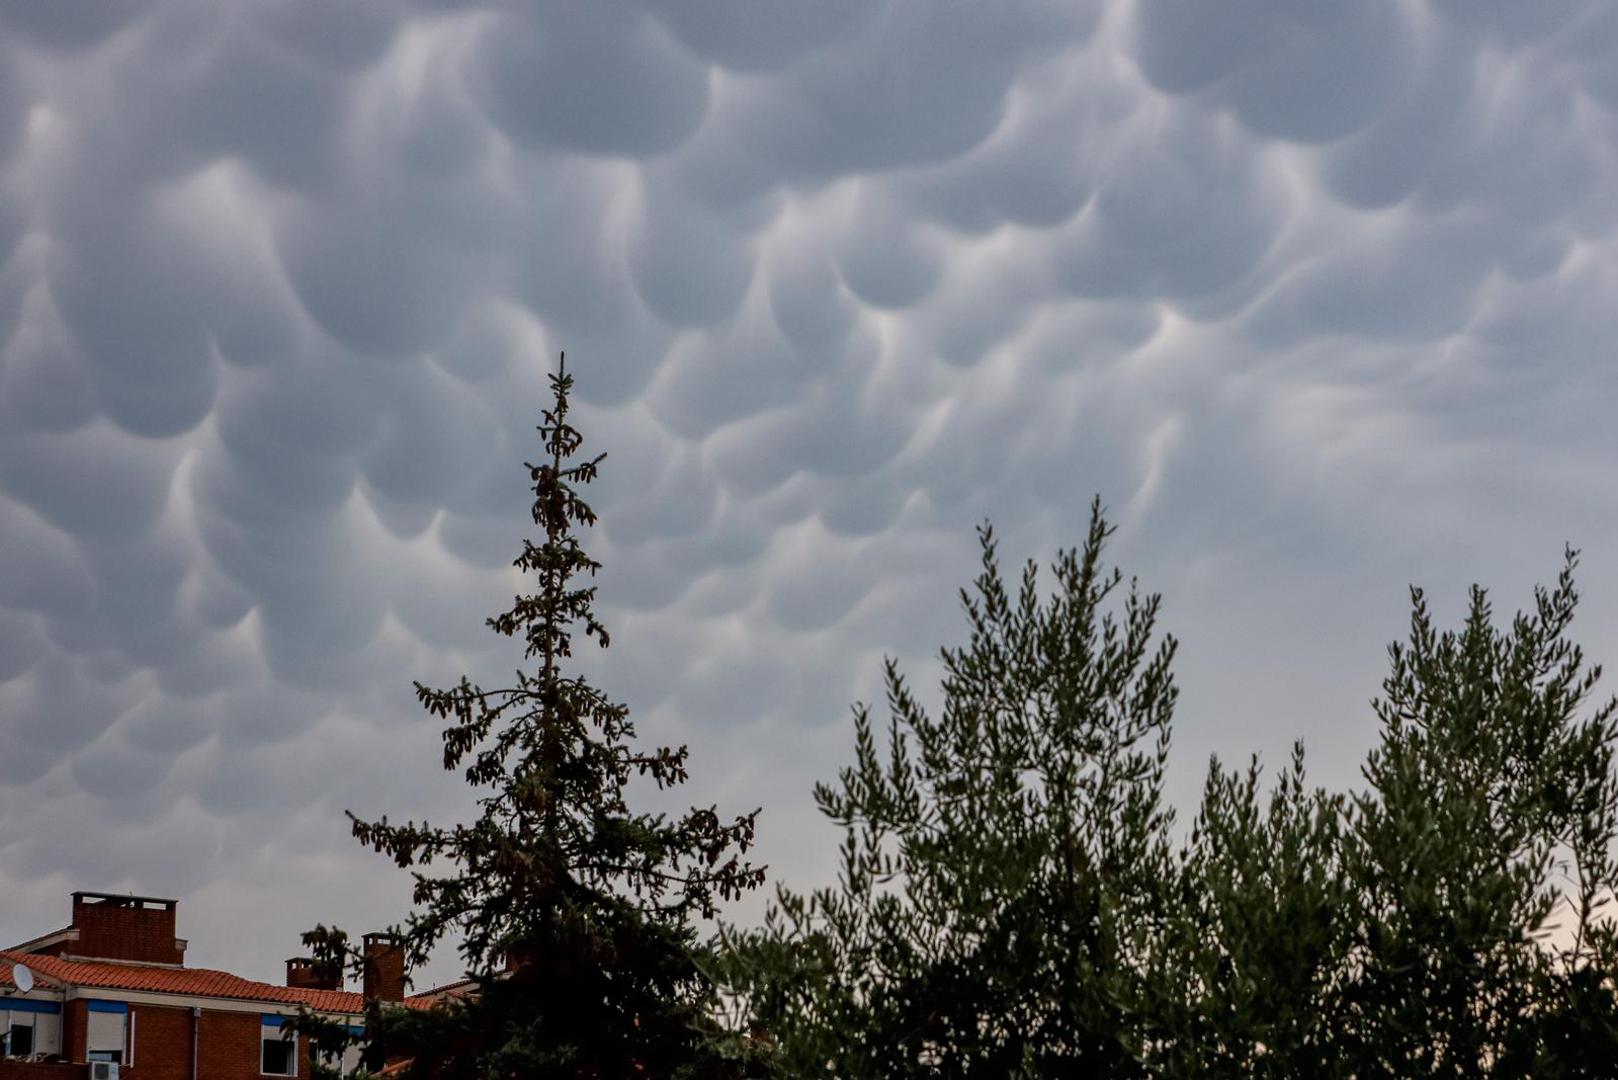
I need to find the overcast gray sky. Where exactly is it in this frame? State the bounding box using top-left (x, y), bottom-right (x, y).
top-left (2, 0), bottom-right (1618, 991)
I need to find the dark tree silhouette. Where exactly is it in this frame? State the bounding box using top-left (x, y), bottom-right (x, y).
top-left (718, 502), bottom-right (1178, 1077)
top-left (718, 507), bottom-right (1618, 1078)
top-left (300, 357), bottom-right (768, 1079)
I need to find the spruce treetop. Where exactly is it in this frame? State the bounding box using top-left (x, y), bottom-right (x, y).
top-left (302, 357), bottom-right (767, 1079)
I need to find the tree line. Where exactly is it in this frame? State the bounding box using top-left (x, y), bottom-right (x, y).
top-left (295, 362), bottom-right (1618, 1078)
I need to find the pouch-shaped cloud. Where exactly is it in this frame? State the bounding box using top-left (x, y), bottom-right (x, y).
top-left (1, 0), bottom-right (1616, 991)
top-left (471, 3), bottom-right (710, 156)
top-left (1135, 0), bottom-right (1411, 143)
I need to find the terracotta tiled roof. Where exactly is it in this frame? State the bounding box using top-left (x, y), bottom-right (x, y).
top-left (0, 950), bottom-right (435, 1013)
top-left (411, 976), bottom-right (476, 1002)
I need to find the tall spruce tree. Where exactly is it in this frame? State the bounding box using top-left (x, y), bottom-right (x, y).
top-left (303, 358), bottom-right (767, 1079)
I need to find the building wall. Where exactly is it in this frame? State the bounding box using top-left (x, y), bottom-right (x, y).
top-left (0, 1002), bottom-right (315, 1080)
top-left (60, 1002), bottom-right (85, 1065)
top-left (194, 1010), bottom-right (311, 1080)
top-left (0, 1062), bottom-right (90, 1079)
top-left (62, 1004), bottom-right (312, 1080)
top-left (70, 899), bottom-right (182, 966)
top-left (126, 1003), bottom-right (192, 1080)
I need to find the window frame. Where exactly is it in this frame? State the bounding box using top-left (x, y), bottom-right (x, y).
top-left (314, 1023), bottom-right (365, 1075)
top-left (5, 1017), bottom-right (34, 1057)
top-left (260, 1015), bottom-right (299, 1078)
top-left (3, 1002), bottom-right (61, 1061)
top-left (85, 1001), bottom-right (127, 1065)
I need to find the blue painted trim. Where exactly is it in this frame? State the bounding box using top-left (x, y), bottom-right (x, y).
top-left (4, 999), bottom-right (61, 1014)
top-left (86, 1000), bottom-right (127, 1014)
top-left (262, 1013), bottom-right (291, 1029)
top-left (347, 1025), bottom-right (365, 1037)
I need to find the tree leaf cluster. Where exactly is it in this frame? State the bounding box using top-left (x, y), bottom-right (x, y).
top-left (718, 504), bottom-right (1618, 1078)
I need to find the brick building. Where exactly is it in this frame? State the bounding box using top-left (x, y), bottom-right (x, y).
top-left (0, 892), bottom-right (435, 1079)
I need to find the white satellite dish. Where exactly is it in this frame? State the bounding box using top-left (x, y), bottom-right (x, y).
top-left (11, 963), bottom-right (33, 993)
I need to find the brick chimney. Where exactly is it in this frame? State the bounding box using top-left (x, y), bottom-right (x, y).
top-left (70, 892), bottom-right (186, 965)
top-left (286, 956), bottom-right (342, 992)
top-left (504, 941), bottom-right (534, 974)
top-left (362, 933), bottom-right (406, 1003)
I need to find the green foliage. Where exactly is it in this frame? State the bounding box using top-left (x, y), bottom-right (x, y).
top-left (1336, 559), bottom-right (1618, 1075)
top-left (1153, 743), bottom-right (1353, 1076)
top-left (718, 506), bottom-right (1618, 1077)
top-left (298, 358), bottom-right (768, 1079)
top-left (719, 502), bottom-right (1179, 1076)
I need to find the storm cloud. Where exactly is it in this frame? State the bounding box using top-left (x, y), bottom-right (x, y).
top-left (2, 0), bottom-right (1618, 987)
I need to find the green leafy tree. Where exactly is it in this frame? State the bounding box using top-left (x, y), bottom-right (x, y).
top-left (1335, 556), bottom-right (1618, 1076)
top-left (299, 357), bottom-right (768, 1079)
top-left (718, 501), bottom-right (1180, 1076)
top-left (719, 507), bottom-right (1618, 1077)
top-left (1148, 744), bottom-right (1353, 1077)
top-left (1136, 550), bottom-right (1618, 1079)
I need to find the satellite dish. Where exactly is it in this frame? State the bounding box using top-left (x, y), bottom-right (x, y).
top-left (11, 963), bottom-right (33, 993)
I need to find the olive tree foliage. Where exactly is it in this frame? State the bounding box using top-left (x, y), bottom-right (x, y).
top-left (1147, 743), bottom-right (1355, 1077)
top-left (718, 506), bottom-right (1618, 1078)
top-left (718, 501), bottom-right (1180, 1077)
top-left (1159, 558), bottom-right (1618, 1078)
top-left (1336, 559), bottom-right (1618, 1076)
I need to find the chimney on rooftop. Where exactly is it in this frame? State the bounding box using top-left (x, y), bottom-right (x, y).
top-left (504, 942), bottom-right (533, 974)
top-left (286, 956), bottom-right (342, 992)
top-left (70, 891), bottom-right (186, 965)
top-left (362, 933), bottom-right (406, 1003)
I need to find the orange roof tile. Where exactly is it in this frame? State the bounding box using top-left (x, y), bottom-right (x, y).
top-left (0, 951), bottom-right (436, 1013)
top-left (411, 976), bottom-right (476, 1001)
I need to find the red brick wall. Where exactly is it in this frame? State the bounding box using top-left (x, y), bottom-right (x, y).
top-left (193, 1010), bottom-right (313, 1080)
top-left (285, 958), bottom-right (341, 992)
top-left (71, 899), bottom-right (183, 965)
top-left (362, 935), bottom-right (406, 1003)
top-left (127, 1003), bottom-right (193, 1080)
top-left (61, 1000), bottom-right (86, 1064)
top-left (0, 1062), bottom-right (89, 1079)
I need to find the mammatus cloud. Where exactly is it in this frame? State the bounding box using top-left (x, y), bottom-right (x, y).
top-left (2, 0), bottom-right (1617, 986)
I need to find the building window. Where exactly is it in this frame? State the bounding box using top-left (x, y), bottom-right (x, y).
top-left (86, 1001), bottom-right (127, 1064)
top-left (261, 1015), bottom-right (297, 1077)
top-left (262, 1039), bottom-right (295, 1076)
top-left (316, 1025), bottom-right (366, 1076)
top-left (5, 1019), bottom-right (33, 1056)
top-left (2, 1001), bottom-right (61, 1059)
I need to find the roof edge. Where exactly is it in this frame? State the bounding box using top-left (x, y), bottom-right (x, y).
top-left (5, 926), bottom-right (78, 955)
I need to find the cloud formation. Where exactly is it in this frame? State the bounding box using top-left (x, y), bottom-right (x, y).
top-left (2, 0), bottom-right (1618, 987)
